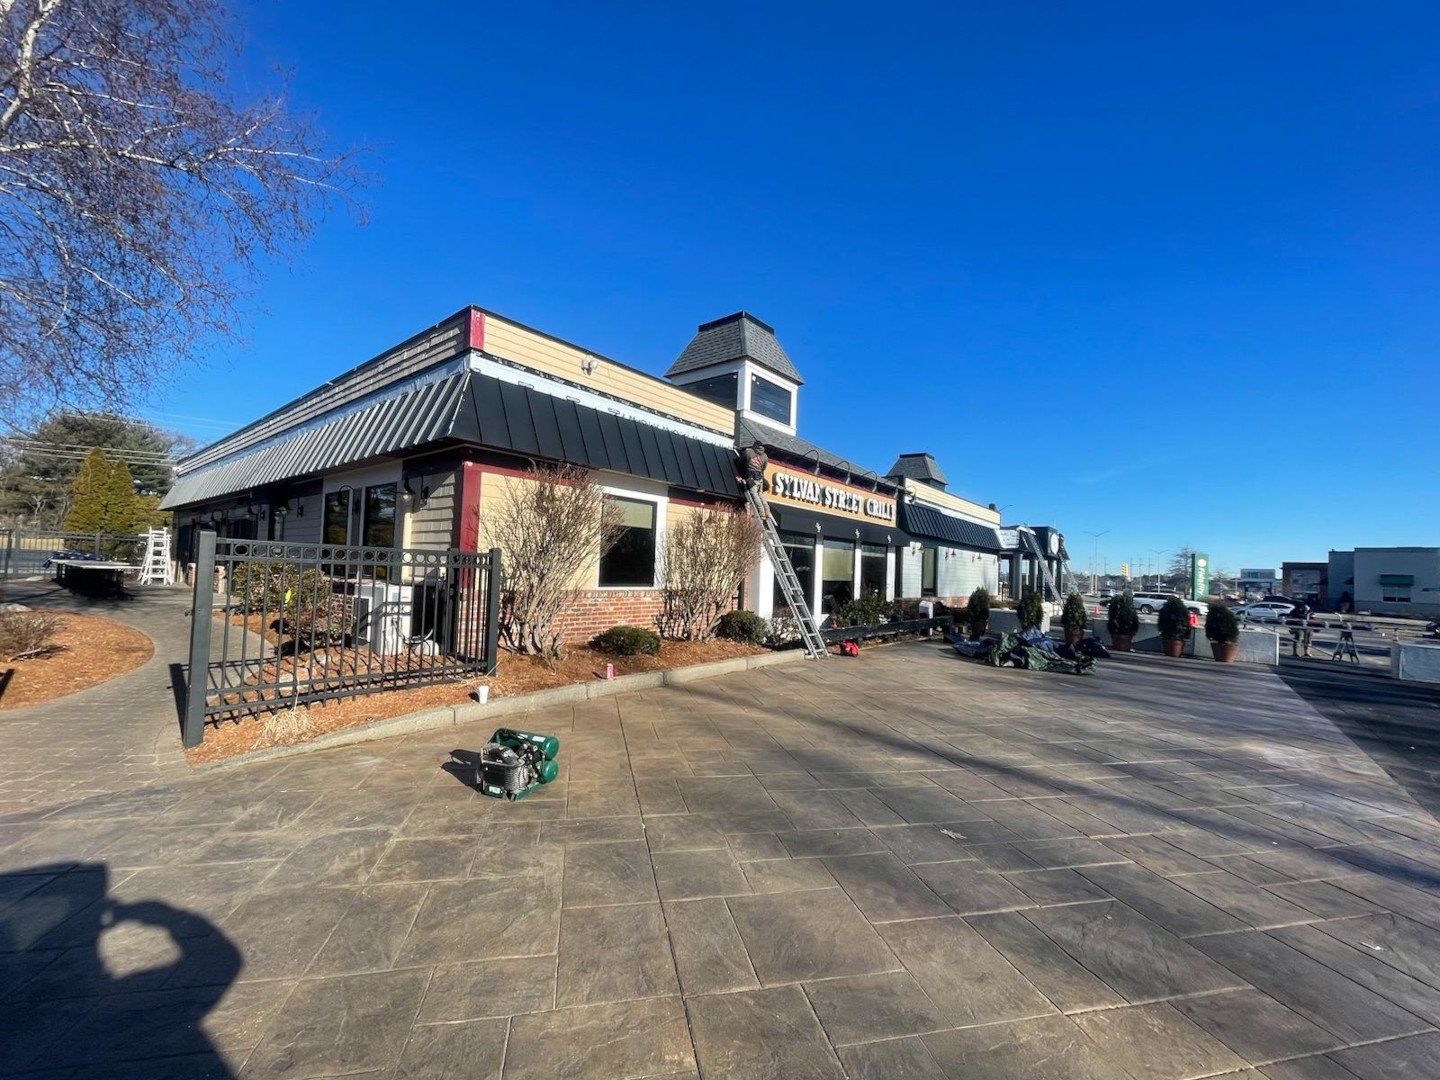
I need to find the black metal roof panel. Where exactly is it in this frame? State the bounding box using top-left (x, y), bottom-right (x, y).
top-left (667, 311), bottom-right (803, 384)
top-left (452, 373), bottom-right (737, 497)
top-left (899, 502), bottom-right (1003, 551)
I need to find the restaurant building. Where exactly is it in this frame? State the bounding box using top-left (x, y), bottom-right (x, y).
top-left (163, 304), bottom-right (1073, 637)
top-left (665, 313), bottom-right (903, 620)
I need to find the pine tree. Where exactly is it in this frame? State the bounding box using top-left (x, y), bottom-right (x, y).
top-left (104, 458), bottom-right (140, 536)
top-left (63, 449), bottom-right (111, 533)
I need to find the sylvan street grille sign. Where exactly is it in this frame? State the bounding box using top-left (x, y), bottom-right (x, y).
top-left (766, 467), bottom-right (896, 524)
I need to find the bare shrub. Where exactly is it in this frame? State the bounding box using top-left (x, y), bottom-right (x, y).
top-left (484, 465), bottom-right (620, 658)
top-left (0, 612), bottom-right (64, 660)
top-left (251, 706), bottom-right (315, 749)
top-left (655, 508), bottom-right (763, 642)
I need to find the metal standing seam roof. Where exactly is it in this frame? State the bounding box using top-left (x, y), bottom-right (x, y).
top-left (160, 371), bottom-right (740, 510)
top-left (734, 417), bottom-right (893, 493)
top-left (899, 502), bottom-right (1003, 551)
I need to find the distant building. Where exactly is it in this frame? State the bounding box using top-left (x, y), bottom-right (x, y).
top-left (1327, 547), bottom-right (1440, 616)
top-left (1238, 568), bottom-right (1278, 596)
top-left (1282, 562), bottom-right (1328, 605)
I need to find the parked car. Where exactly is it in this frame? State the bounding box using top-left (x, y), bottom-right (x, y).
top-left (1131, 592), bottom-right (1206, 616)
top-left (1233, 601), bottom-right (1300, 622)
top-left (1099, 589), bottom-right (1114, 600)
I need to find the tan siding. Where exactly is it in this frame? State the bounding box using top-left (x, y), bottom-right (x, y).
top-left (483, 316), bottom-right (735, 435)
top-left (908, 482), bottom-right (1001, 524)
top-left (182, 315), bottom-right (469, 471)
top-left (406, 467), bottom-right (458, 551)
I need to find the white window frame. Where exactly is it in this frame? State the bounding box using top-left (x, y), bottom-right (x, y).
top-left (594, 481), bottom-right (668, 590)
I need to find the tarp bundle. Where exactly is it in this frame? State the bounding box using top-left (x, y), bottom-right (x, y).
top-left (949, 631), bottom-right (1097, 675)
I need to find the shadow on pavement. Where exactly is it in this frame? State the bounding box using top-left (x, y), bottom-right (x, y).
top-left (0, 862), bottom-right (242, 1077)
top-left (1279, 662), bottom-right (1440, 819)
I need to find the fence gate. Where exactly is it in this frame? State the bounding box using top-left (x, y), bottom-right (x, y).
top-left (182, 533), bottom-right (501, 748)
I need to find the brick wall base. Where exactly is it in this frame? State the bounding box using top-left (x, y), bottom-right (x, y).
top-left (553, 589), bottom-right (667, 646)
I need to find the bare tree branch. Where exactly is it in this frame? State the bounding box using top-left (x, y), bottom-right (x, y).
top-left (0, 0), bottom-right (367, 424)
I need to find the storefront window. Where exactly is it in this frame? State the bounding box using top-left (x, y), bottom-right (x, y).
top-left (363, 484), bottom-right (397, 548)
top-left (861, 543), bottom-right (887, 598)
top-left (749, 374), bottom-right (792, 424)
top-left (323, 488), bottom-right (352, 545)
top-left (773, 531), bottom-right (814, 612)
top-left (921, 544), bottom-right (937, 597)
top-left (821, 538), bottom-right (855, 614)
top-left (600, 495), bottom-right (657, 587)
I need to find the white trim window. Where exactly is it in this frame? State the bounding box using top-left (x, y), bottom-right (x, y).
top-left (597, 487), bottom-right (667, 588)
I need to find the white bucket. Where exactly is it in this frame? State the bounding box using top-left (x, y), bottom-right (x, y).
top-left (476, 685), bottom-right (490, 705)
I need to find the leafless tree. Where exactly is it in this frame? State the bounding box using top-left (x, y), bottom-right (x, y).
top-left (485, 465), bottom-right (621, 659)
top-left (0, 0), bottom-right (364, 423)
top-left (655, 507), bottom-right (762, 641)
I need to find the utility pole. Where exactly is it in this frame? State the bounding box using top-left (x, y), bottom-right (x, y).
top-left (1085, 531), bottom-right (1109, 596)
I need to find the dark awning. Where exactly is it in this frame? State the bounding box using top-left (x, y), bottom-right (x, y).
top-left (770, 505), bottom-right (906, 547)
top-left (163, 368), bottom-right (740, 509)
top-left (898, 502), bottom-right (1002, 551)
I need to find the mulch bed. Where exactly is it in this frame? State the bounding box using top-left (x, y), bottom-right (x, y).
top-left (184, 638), bottom-right (768, 766)
top-left (0, 610), bottom-right (154, 711)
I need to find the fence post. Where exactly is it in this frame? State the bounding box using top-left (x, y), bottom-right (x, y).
top-left (484, 547), bottom-right (502, 676)
top-left (2, 529), bottom-right (12, 580)
top-left (183, 530), bottom-right (217, 748)
top-left (93, 532), bottom-right (102, 558)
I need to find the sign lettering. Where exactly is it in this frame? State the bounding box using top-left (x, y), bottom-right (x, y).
top-left (765, 466), bottom-right (896, 524)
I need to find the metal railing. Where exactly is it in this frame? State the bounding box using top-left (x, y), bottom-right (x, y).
top-left (183, 532), bottom-right (501, 747)
top-left (0, 528), bottom-right (149, 579)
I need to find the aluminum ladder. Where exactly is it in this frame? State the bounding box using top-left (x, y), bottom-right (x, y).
top-left (1019, 528), bottom-right (1064, 603)
top-left (742, 484), bottom-right (828, 659)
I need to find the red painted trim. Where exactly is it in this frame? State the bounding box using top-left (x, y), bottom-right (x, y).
top-left (466, 308), bottom-right (485, 352)
top-left (456, 462), bottom-right (482, 551)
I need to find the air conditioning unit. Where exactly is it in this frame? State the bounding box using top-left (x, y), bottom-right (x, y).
top-left (351, 582), bottom-right (414, 655)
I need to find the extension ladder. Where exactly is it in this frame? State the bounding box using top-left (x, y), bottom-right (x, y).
top-left (1018, 528), bottom-right (1063, 603)
top-left (742, 483), bottom-right (828, 659)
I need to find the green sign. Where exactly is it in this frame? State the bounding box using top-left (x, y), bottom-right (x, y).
top-left (1191, 552), bottom-right (1210, 599)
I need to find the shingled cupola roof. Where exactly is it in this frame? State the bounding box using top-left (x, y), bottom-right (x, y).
top-left (666, 311), bottom-right (803, 385)
top-left (885, 452), bottom-right (949, 489)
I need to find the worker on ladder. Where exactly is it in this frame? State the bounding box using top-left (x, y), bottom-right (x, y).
top-left (739, 441), bottom-right (769, 495)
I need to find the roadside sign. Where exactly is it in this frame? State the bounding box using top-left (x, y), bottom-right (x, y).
top-left (1191, 552), bottom-right (1209, 599)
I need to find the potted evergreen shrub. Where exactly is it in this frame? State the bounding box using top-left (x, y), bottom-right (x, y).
top-left (1061, 592), bottom-right (1089, 645)
top-left (965, 586), bottom-right (991, 638)
top-left (1017, 591), bottom-right (1045, 633)
top-left (1158, 596), bottom-right (1191, 657)
top-left (1107, 592), bottom-right (1139, 652)
top-left (1206, 602), bottom-right (1240, 662)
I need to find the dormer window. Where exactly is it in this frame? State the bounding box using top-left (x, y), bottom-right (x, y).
top-left (685, 371), bottom-right (739, 409)
top-left (749, 374), bottom-right (792, 424)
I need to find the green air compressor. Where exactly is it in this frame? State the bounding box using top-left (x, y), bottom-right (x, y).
top-left (475, 728), bottom-right (560, 800)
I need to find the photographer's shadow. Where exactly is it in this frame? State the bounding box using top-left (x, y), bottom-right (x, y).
top-left (0, 861), bottom-right (243, 1077)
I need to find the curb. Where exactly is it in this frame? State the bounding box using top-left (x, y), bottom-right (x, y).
top-left (190, 646), bottom-right (812, 773)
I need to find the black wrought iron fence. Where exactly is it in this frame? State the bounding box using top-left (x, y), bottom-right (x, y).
top-left (183, 532), bottom-right (501, 747)
top-left (0, 528), bottom-right (147, 578)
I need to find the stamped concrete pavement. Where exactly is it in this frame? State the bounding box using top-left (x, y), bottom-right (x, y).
top-left (4, 637), bottom-right (1440, 1078)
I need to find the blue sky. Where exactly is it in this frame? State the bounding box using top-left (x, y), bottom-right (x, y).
top-left (147, 2), bottom-right (1440, 576)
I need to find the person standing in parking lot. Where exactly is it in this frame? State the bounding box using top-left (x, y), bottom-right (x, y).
top-left (1290, 600), bottom-right (1313, 657)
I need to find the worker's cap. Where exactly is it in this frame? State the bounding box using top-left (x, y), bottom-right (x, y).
top-left (751, 440), bottom-right (765, 450)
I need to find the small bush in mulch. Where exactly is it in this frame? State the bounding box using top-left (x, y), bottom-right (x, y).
top-left (590, 625), bottom-right (661, 656)
top-left (0, 612), bottom-right (64, 660)
top-left (715, 610), bottom-right (768, 645)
